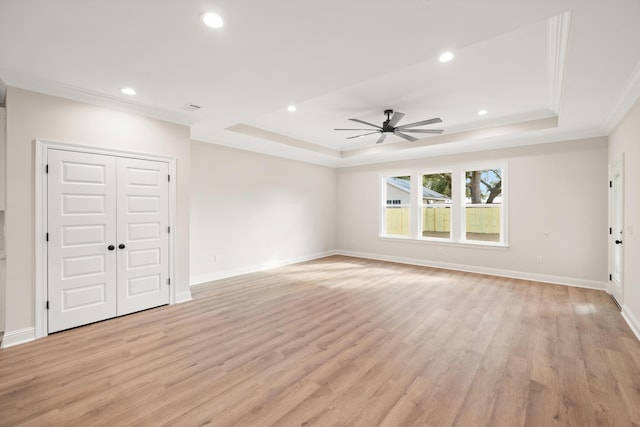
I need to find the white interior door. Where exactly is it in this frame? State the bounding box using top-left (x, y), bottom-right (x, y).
top-left (116, 157), bottom-right (170, 315)
top-left (47, 150), bottom-right (117, 333)
top-left (609, 157), bottom-right (624, 306)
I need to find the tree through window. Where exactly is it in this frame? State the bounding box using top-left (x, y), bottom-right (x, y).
top-left (465, 169), bottom-right (502, 242)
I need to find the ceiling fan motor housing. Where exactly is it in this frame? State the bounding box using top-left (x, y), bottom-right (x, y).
top-left (383, 109), bottom-right (395, 132)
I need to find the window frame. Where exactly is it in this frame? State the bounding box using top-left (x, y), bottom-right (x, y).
top-left (380, 162), bottom-right (508, 247)
top-left (381, 175), bottom-right (414, 239)
top-left (461, 167), bottom-right (506, 246)
top-left (418, 170), bottom-right (454, 242)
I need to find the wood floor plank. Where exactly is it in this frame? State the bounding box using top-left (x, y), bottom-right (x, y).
top-left (1, 255), bottom-right (639, 426)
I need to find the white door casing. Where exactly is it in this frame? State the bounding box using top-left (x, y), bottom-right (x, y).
top-left (47, 150), bottom-right (118, 333)
top-left (117, 157), bottom-right (170, 315)
top-left (45, 146), bottom-right (172, 333)
top-left (609, 157), bottom-right (624, 306)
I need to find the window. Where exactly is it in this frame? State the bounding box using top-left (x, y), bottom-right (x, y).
top-left (421, 173), bottom-right (452, 239)
top-left (384, 176), bottom-right (411, 237)
top-left (464, 169), bottom-right (502, 243)
top-left (381, 165), bottom-right (506, 246)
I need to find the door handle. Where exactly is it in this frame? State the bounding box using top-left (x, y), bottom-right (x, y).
top-left (118, 244), bottom-right (126, 249)
top-left (107, 245), bottom-right (115, 251)
top-left (615, 240), bottom-right (623, 245)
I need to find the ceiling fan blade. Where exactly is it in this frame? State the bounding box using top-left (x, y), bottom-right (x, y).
top-left (387, 112), bottom-right (405, 127)
top-left (349, 118), bottom-right (383, 129)
top-left (334, 128), bottom-right (381, 131)
top-left (346, 131), bottom-right (381, 140)
top-left (376, 134), bottom-right (387, 144)
top-left (394, 131), bottom-right (418, 142)
top-left (397, 117), bottom-right (443, 129)
top-left (401, 128), bottom-right (444, 134)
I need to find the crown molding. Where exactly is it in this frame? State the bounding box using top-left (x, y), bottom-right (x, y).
top-left (190, 130), bottom-right (342, 168)
top-left (601, 60), bottom-right (640, 134)
top-left (226, 123), bottom-right (341, 158)
top-left (548, 11), bottom-right (571, 114)
top-left (0, 69), bottom-right (198, 126)
top-left (194, 115), bottom-right (606, 169)
top-left (336, 128), bottom-right (605, 168)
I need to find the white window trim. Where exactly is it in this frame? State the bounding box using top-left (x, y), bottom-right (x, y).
top-left (460, 163), bottom-right (508, 246)
top-left (380, 161), bottom-right (508, 247)
top-left (418, 169), bottom-right (454, 242)
top-left (380, 173), bottom-right (413, 238)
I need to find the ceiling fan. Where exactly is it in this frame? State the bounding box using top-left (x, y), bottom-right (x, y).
top-left (335, 109), bottom-right (443, 144)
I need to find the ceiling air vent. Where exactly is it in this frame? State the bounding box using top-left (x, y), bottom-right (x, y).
top-left (183, 103), bottom-right (202, 112)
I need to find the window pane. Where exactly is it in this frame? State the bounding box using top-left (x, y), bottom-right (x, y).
top-left (465, 169), bottom-right (502, 242)
top-left (385, 176), bottom-right (411, 236)
top-left (421, 173), bottom-right (452, 239)
top-left (422, 206), bottom-right (451, 239)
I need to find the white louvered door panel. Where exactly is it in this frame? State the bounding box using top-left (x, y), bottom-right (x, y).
top-left (47, 150), bottom-right (117, 333)
top-left (116, 157), bottom-right (170, 315)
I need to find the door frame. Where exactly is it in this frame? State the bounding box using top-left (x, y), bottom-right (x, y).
top-left (35, 140), bottom-right (178, 339)
top-left (608, 154), bottom-right (624, 306)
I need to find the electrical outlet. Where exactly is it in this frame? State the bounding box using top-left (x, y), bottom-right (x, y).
top-left (537, 256), bottom-right (543, 264)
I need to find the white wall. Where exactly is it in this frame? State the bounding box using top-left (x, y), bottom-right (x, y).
top-left (190, 141), bottom-right (337, 284)
top-left (337, 137), bottom-right (609, 288)
top-left (4, 87), bottom-right (191, 343)
top-left (609, 97), bottom-right (640, 338)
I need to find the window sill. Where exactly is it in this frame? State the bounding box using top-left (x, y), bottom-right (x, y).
top-left (378, 236), bottom-right (510, 251)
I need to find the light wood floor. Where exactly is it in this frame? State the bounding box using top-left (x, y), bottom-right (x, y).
top-left (1, 256), bottom-right (640, 426)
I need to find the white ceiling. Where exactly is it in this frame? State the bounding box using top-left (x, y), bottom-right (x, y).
top-left (1, 0), bottom-right (639, 167)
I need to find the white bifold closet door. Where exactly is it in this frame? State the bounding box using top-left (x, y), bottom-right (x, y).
top-left (47, 149), bottom-right (169, 333)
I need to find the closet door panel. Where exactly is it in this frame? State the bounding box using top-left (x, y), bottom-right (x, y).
top-left (47, 150), bottom-right (117, 332)
top-left (116, 157), bottom-right (170, 315)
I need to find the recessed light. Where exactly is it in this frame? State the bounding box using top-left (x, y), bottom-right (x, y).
top-left (120, 87), bottom-right (136, 96)
top-left (439, 51), bottom-right (454, 63)
top-left (478, 109), bottom-right (488, 116)
top-left (287, 105), bottom-right (297, 112)
top-left (201, 12), bottom-right (224, 28)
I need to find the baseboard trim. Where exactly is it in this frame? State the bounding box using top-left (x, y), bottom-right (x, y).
top-left (622, 305), bottom-right (640, 342)
top-left (190, 250), bottom-right (338, 286)
top-left (175, 290), bottom-right (193, 304)
top-left (336, 250), bottom-right (606, 291)
top-left (1, 327), bottom-right (36, 349)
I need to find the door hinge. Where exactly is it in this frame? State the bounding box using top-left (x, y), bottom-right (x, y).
top-left (167, 278), bottom-right (171, 286)
top-left (168, 174), bottom-right (171, 182)
top-left (46, 301), bottom-right (49, 310)
top-left (610, 180), bottom-right (612, 188)
top-left (45, 164), bottom-right (49, 174)
top-left (167, 226), bottom-right (170, 233)
top-left (609, 274), bottom-right (612, 281)
top-left (46, 232), bottom-right (49, 242)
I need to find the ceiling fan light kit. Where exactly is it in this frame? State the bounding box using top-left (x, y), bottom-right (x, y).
top-left (335, 109), bottom-right (444, 144)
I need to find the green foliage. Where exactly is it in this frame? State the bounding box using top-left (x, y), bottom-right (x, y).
top-left (422, 173), bottom-right (452, 197)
